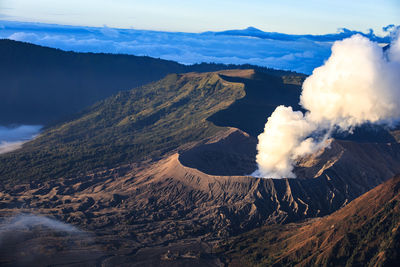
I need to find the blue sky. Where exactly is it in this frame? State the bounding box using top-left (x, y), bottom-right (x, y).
top-left (1, 0), bottom-right (399, 34)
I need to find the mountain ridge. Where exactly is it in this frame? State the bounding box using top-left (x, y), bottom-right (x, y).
top-left (0, 39), bottom-right (303, 125)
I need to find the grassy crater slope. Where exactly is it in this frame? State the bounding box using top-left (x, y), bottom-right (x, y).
top-left (0, 71), bottom-right (246, 183)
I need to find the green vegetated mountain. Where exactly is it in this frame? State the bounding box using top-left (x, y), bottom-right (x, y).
top-left (221, 175), bottom-right (400, 266)
top-left (0, 39), bottom-right (302, 125)
top-left (0, 70), bottom-right (244, 182)
top-left (0, 69), bottom-right (306, 184)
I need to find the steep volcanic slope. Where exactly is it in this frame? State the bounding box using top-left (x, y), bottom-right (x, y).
top-left (222, 175), bottom-right (400, 266)
top-left (179, 128), bottom-right (258, 175)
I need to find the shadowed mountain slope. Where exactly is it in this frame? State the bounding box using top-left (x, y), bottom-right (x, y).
top-left (208, 71), bottom-right (303, 137)
top-left (0, 39), bottom-right (303, 125)
top-left (0, 39), bottom-right (185, 125)
top-left (222, 175), bottom-right (400, 266)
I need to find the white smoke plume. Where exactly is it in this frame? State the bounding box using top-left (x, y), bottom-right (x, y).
top-left (254, 34), bottom-right (400, 178)
top-left (253, 106), bottom-right (316, 178)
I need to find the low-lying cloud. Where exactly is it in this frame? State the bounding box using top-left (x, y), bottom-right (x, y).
top-left (0, 214), bottom-right (80, 239)
top-left (253, 33), bottom-right (400, 178)
top-left (0, 21), bottom-right (393, 74)
top-left (0, 214), bottom-right (101, 265)
top-left (0, 141), bottom-right (26, 154)
top-left (0, 125), bottom-right (42, 154)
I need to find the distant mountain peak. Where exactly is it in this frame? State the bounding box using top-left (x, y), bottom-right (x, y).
top-left (244, 26), bottom-right (264, 32)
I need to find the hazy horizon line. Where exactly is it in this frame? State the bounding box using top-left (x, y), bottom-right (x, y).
top-left (0, 19), bottom-right (395, 38)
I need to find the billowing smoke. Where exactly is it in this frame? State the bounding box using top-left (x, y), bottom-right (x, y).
top-left (253, 106), bottom-right (317, 178)
top-left (254, 34), bottom-right (400, 178)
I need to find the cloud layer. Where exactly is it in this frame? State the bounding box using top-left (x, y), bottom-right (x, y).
top-left (0, 213), bottom-right (99, 265)
top-left (0, 21), bottom-right (393, 74)
top-left (0, 125), bottom-right (42, 154)
top-left (254, 34), bottom-right (400, 178)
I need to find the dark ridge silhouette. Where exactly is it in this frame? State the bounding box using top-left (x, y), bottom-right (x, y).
top-left (0, 39), bottom-right (185, 125)
top-left (0, 39), bottom-right (304, 125)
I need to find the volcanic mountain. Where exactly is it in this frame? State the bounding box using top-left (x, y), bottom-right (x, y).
top-left (1, 67), bottom-right (400, 266)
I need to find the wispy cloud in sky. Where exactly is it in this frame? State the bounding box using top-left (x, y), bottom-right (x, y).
top-left (0, 21), bottom-right (395, 74)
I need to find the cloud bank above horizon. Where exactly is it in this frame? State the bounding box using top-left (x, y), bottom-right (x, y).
top-left (0, 21), bottom-right (395, 74)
